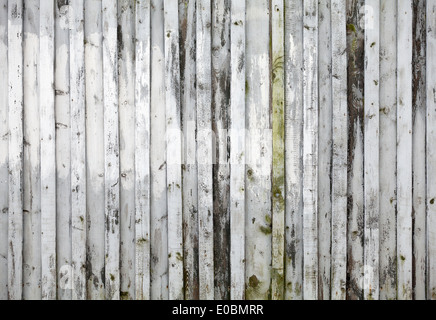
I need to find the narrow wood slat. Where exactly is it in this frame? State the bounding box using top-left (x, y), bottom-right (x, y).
top-left (302, 0), bottom-right (319, 300)
top-left (271, 0), bottom-right (285, 301)
top-left (164, 0), bottom-right (184, 300)
top-left (7, 0), bottom-right (24, 300)
top-left (379, 0), bottom-right (397, 300)
top-left (102, 0), bottom-right (120, 300)
top-left (135, 0), bottom-right (151, 301)
top-left (0, 0), bottom-right (8, 301)
top-left (331, 0), bottom-right (348, 300)
top-left (40, 0), bottom-right (57, 300)
top-left (284, 0), bottom-right (303, 300)
top-left (229, 0), bottom-right (245, 301)
top-left (397, 0), bottom-right (413, 300)
top-left (317, 0), bottom-right (332, 300)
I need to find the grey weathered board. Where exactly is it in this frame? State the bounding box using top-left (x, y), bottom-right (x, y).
top-left (0, 0), bottom-right (435, 300)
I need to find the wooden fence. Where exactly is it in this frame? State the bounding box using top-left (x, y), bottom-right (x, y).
top-left (0, 0), bottom-right (435, 300)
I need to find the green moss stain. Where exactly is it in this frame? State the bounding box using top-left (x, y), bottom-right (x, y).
top-left (430, 198), bottom-right (435, 205)
top-left (347, 24), bottom-right (356, 33)
top-left (120, 291), bottom-right (130, 300)
top-left (246, 275), bottom-right (270, 300)
top-left (176, 252), bottom-right (183, 262)
top-left (259, 225), bottom-right (272, 235)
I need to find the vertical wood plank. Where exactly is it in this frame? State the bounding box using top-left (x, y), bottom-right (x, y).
top-left (40, 0), bottom-right (57, 300)
top-left (426, 0), bottom-right (436, 301)
top-left (284, 0), bottom-right (303, 301)
top-left (397, 0), bottom-right (413, 301)
top-left (0, 0), bottom-right (8, 301)
top-left (85, 0), bottom-right (105, 300)
top-left (70, 0), bottom-right (86, 300)
top-left (379, 0), bottom-right (397, 301)
top-left (150, 0), bottom-right (168, 300)
top-left (102, 0), bottom-right (120, 300)
top-left (212, 0), bottom-right (230, 301)
top-left (245, 0), bottom-right (272, 300)
top-left (55, 0), bottom-right (72, 301)
top-left (346, 0), bottom-right (365, 300)
top-left (271, 0), bottom-right (285, 301)
top-left (165, 0), bottom-right (184, 300)
top-left (331, 0), bottom-right (348, 300)
top-left (23, 0), bottom-right (41, 300)
top-left (363, 0), bottom-right (380, 300)
top-left (412, 0), bottom-right (427, 301)
top-left (196, 0), bottom-right (213, 300)
top-left (317, 0), bottom-right (332, 301)
top-left (135, 0), bottom-right (151, 301)
top-left (229, 0), bottom-right (245, 301)
top-left (8, 0), bottom-right (24, 300)
top-left (179, 0), bottom-right (198, 301)
top-left (302, 0), bottom-right (319, 300)
top-left (118, 0), bottom-right (136, 300)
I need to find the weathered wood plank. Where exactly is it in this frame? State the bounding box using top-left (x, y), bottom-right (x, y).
top-left (284, 0), bottom-right (303, 301)
top-left (150, 0), bottom-right (168, 300)
top-left (331, 0), bottom-right (348, 301)
top-left (84, 0), bottom-right (105, 300)
top-left (363, 0), bottom-right (380, 300)
top-left (8, 0), bottom-right (24, 300)
top-left (229, 0), bottom-right (245, 301)
top-left (165, 0), bottom-right (184, 300)
top-left (346, 0), bottom-right (365, 300)
top-left (55, 0), bottom-right (72, 301)
top-left (271, 0), bottom-right (285, 301)
top-left (245, 0), bottom-right (272, 300)
top-left (0, 0), bottom-right (8, 301)
top-left (211, 0), bottom-right (230, 301)
top-left (135, 0), bottom-right (151, 301)
top-left (397, 0), bottom-right (413, 300)
top-left (102, 0), bottom-right (120, 300)
top-left (379, 0), bottom-right (397, 301)
top-left (23, 0), bottom-right (41, 300)
top-left (426, 0), bottom-right (436, 301)
top-left (118, 0), bottom-right (135, 300)
top-left (302, 0), bottom-right (319, 300)
top-left (70, 0), bottom-right (87, 300)
top-left (379, 0), bottom-right (397, 300)
top-left (412, 0), bottom-right (427, 301)
top-left (317, 0), bottom-right (332, 301)
top-left (179, 0), bottom-right (198, 301)
top-left (40, 0), bottom-right (57, 300)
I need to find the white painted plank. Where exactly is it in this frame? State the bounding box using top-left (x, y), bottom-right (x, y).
top-left (284, 0), bottom-right (303, 300)
top-left (245, 0), bottom-right (272, 300)
top-left (331, 0), bottom-right (348, 300)
top-left (229, 0), bottom-right (245, 301)
top-left (427, 0), bottom-right (436, 301)
top-left (317, 0), bottom-right (332, 300)
top-left (150, 0), bottom-right (168, 300)
top-left (40, 0), bottom-right (57, 300)
top-left (23, 0), bottom-right (41, 300)
top-left (302, 0), bottom-right (318, 300)
top-left (7, 0), bottom-right (24, 300)
top-left (179, 0), bottom-right (198, 300)
top-left (271, 0), bottom-right (285, 301)
top-left (412, 0), bottom-right (427, 300)
top-left (379, 0), bottom-right (397, 300)
top-left (0, 0), bottom-right (8, 301)
top-left (363, 0), bottom-right (380, 300)
top-left (196, 0), bottom-right (213, 300)
top-left (396, 0), bottom-right (413, 301)
top-left (102, 0), bottom-right (120, 300)
top-left (55, 0), bottom-right (72, 301)
top-left (84, 0), bottom-right (105, 300)
top-left (118, 0), bottom-right (136, 300)
top-left (135, 0), bottom-right (151, 301)
top-left (164, 0), bottom-right (184, 300)
top-left (70, 0), bottom-right (87, 300)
